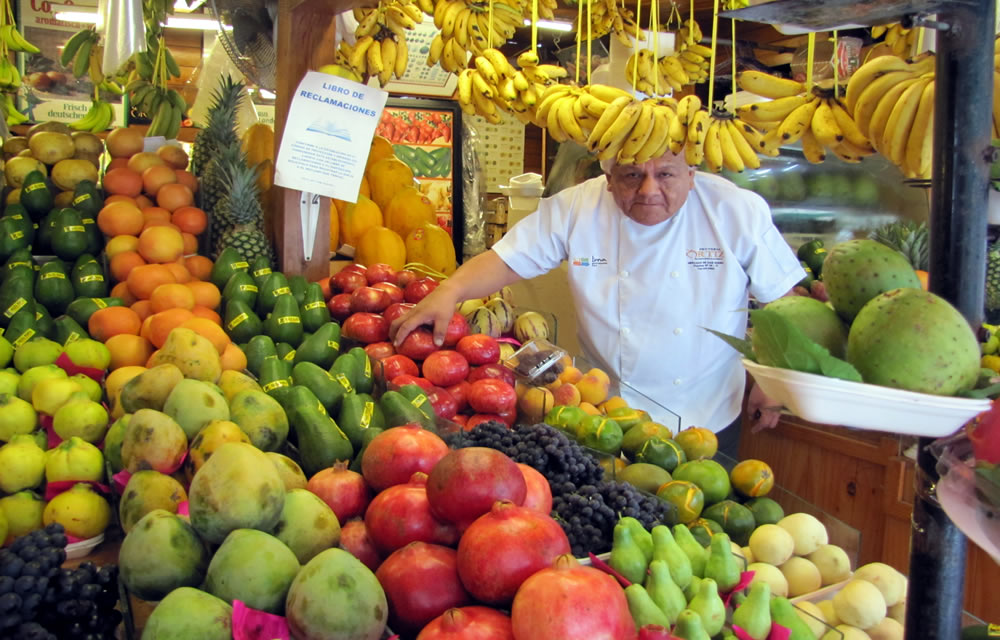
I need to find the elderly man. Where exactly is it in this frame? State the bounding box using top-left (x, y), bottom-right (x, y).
top-left (391, 150), bottom-right (804, 458)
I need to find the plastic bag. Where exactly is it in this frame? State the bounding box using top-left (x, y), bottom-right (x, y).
top-left (97, 0), bottom-right (145, 76)
top-left (461, 118), bottom-right (486, 259)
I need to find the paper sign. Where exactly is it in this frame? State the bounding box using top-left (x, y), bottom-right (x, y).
top-left (274, 71), bottom-right (388, 202)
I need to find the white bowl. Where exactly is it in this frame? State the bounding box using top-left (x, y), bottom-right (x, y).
top-left (743, 359), bottom-right (991, 438)
top-left (65, 533), bottom-right (104, 560)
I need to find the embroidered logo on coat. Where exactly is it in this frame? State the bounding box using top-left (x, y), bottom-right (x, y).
top-left (686, 248), bottom-right (724, 271)
top-left (572, 256), bottom-right (608, 266)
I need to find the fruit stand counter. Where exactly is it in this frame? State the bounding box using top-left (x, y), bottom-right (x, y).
top-left (738, 405), bottom-right (998, 622)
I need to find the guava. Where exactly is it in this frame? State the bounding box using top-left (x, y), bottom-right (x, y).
top-left (45, 436), bottom-right (104, 483)
top-left (0, 369), bottom-right (17, 396)
top-left (64, 338), bottom-right (111, 371)
top-left (16, 364), bottom-right (66, 402)
top-left (71, 374), bottom-right (103, 402)
top-left (53, 399), bottom-right (110, 443)
top-left (0, 491), bottom-right (45, 543)
top-left (0, 335), bottom-right (12, 368)
top-left (0, 393), bottom-right (37, 442)
top-left (31, 377), bottom-right (83, 415)
top-left (43, 483), bottom-right (111, 539)
top-left (12, 337), bottom-right (63, 373)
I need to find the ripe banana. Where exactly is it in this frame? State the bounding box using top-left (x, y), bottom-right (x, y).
top-left (775, 97), bottom-right (821, 145)
top-left (634, 105), bottom-right (674, 165)
top-left (882, 76), bottom-right (932, 167)
top-left (718, 121), bottom-right (745, 173)
top-left (703, 118), bottom-right (724, 172)
top-left (737, 70), bottom-right (805, 99)
top-left (725, 119), bottom-right (761, 170)
top-left (597, 101), bottom-right (643, 160)
top-left (684, 108), bottom-right (710, 166)
top-left (867, 76), bottom-right (923, 154)
top-left (738, 94), bottom-right (811, 123)
top-left (587, 96), bottom-right (635, 153)
top-left (809, 100), bottom-right (844, 149)
top-left (618, 101), bottom-right (656, 163)
top-left (800, 128), bottom-right (826, 164)
top-left (852, 70), bottom-right (922, 139)
top-left (902, 81), bottom-right (933, 179)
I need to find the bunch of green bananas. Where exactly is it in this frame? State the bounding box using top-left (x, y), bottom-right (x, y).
top-left (0, 24), bottom-right (38, 54)
top-left (69, 100), bottom-right (115, 133)
top-left (0, 56), bottom-right (20, 91)
top-left (60, 27), bottom-right (100, 79)
top-left (2, 93), bottom-right (26, 126)
top-left (128, 81), bottom-right (186, 139)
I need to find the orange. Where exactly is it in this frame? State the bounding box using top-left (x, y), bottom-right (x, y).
top-left (165, 262), bottom-right (192, 283)
top-left (105, 234), bottom-right (140, 259)
top-left (109, 251), bottom-right (146, 283)
top-left (97, 201), bottom-right (144, 236)
top-left (110, 281), bottom-right (137, 306)
top-left (148, 308), bottom-right (195, 348)
top-left (180, 317), bottom-right (229, 354)
top-left (105, 334), bottom-right (154, 370)
top-left (916, 269), bottom-right (929, 290)
top-left (185, 280), bottom-right (221, 309)
top-left (171, 206), bottom-right (207, 235)
top-left (174, 170), bottom-right (199, 193)
top-left (185, 255), bottom-right (213, 281)
top-left (156, 183), bottom-right (194, 212)
top-left (88, 306), bottom-right (142, 342)
top-left (135, 194), bottom-right (154, 209)
top-left (103, 167), bottom-right (143, 197)
top-left (142, 164), bottom-right (177, 196)
top-left (104, 194), bottom-right (137, 206)
top-left (126, 263), bottom-right (176, 300)
top-left (106, 158), bottom-right (130, 172)
top-left (131, 300), bottom-right (153, 321)
top-left (137, 226), bottom-right (184, 263)
top-left (191, 305), bottom-right (221, 324)
top-left (150, 283), bottom-right (196, 313)
top-left (139, 315), bottom-right (154, 342)
top-left (220, 342), bottom-right (247, 371)
top-left (142, 206), bottom-right (172, 226)
top-left (181, 232), bottom-right (198, 255)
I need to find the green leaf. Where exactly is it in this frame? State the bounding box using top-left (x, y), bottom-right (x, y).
top-left (748, 309), bottom-right (862, 382)
top-left (703, 328), bottom-right (755, 361)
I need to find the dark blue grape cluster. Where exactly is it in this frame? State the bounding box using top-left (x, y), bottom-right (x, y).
top-left (0, 524), bottom-right (121, 639)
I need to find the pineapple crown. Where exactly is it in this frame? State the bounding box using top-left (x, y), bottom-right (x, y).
top-left (220, 148), bottom-right (261, 199)
top-left (202, 75), bottom-right (246, 140)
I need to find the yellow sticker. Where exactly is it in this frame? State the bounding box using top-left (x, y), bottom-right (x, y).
top-left (262, 379), bottom-right (289, 392)
top-left (273, 286), bottom-right (291, 296)
top-left (4, 297), bottom-right (26, 318)
top-left (72, 194), bottom-right (91, 206)
top-left (80, 274), bottom-right (104, 283)
top-left (7, 261), bottom-right (30, 270)
top-left (227, 312), bottom-right (249, 330)
top-left (10, 214), bottom-right (22, 220)
top-left (9, 231), bottom-right (23, 240)
top-left (81, 218), bottom-right (95, 225)
top-left (239, 284), bottom-right (259, 293)
top-left (411, 394), bottom-right (427, 408)
top-left (232, 261), bottom-right (250, 270)
top-left (12, 328), bottom-right (35, 347)
top-left (92, 298), bottom-right (107, 308)
top-left (63, 225), bottom-right (85, 232)
top-left (335, 373), bottom-right (354, 393)
top-left (316, 401), bottom-right (327, 415)
top-left (64, 331), bottom-right (81, 345)
top-left (361, 401), bottom-right (374, 429)
top-left (277, 316), bottom-right (300, 325)
top-left (304, 301), bottom-right (325, 310)
top-left (364, 357), bottom-right (371, 378)
top-left (283, 350), bottom-right (296, 361)
top-left (988, 623), bottom-right (1000, 636)
top-left (253, 268), bottom-right (271, 278)
top-left (41, 272), bottom-right (66, 280)
top-left (24, 182), bottom-right (45, 193)
top-left (327, 340), bottom-right (340, 351)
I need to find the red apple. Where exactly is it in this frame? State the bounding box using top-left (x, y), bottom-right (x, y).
top-left (452, 414), bottom-right (469, 428)
top-left (331, 269), bottom-right (368, 294)
top-left (497, 405), bottom-right (517, 427)
top-left (467, 378), bottom-right (517, 414)
top-left (404, 277), bottom-right (439, 304)
top-left (465, 414), bottom-right (506, 431)
top-left (327, 293), bottom-right (353, 321)
top-left (341, 312), bottom-right (389, 344)
top-left (365, 262), bottom-right (397, 285)
top-left (382, 354), bottom-right (419, 381)
top-left (383, 302), bottom-right (415, 325)
top-left (466, 363), bottom-right (516, 388)
top-left (343, 263), bottom-right (367, 275)
top-left (442, 312), bottom-right (469, 347)
top-left (364, 342), bottom-right (396, 361)
top-left (425, 386), bottom-right (458, 420)
top-left (371, 281), bottom-right (404, 305)
top-left (456, 334), bottom-right (500, 365)
top-left (390, 374), bottom-right (434, 392)
top-left (421, 350), bottom-right (470, 388)
top-left (395, 269), bottom-right (417, 288)
top-left (396, 328), bottom-right (439, 361)
top-left (446, 380), bottom-right (471, 413)
top-left (350, 286), bottom-right (392, 313)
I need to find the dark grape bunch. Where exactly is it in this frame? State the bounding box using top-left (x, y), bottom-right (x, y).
top-left (446, 421), bottom-right (605, 489)
top-left (552, 482), bottom-right (678, 557)
top-left (0, 524), bottom-right (121, 640)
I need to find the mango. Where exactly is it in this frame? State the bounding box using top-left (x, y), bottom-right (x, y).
top-left (119, 470), bottom-right (188, 533)
top-left (103, 415), bottom-right (129, 473)
top-left (121, 409), bottom-right (188, 473)
top-left (285, 548), bottom-right (387, 640)
top-left (149, 327), bottom-right (222, 383)
top-left (229, 389), bottom-right (289, 452)
top-left (267, 452), bottom-right (308, 491)
top-left (162, 379), bottom-right (230, 440)
top-left (119, 364), bottom-right (184, 413)
top-left (120, 510), bottom-right (209, 601)
top-left (204, 529), bottom-right (300, 614)
top-left (188, 442), bottom-right (285, 544)
top-left (186, 420), bottom-right (250, 477)
top-left (273, 488), bottom-right (341, 564)
top-left (140, 587), bottom-right (232, 640)
top-left (217, 369), bottom-right (262, 403)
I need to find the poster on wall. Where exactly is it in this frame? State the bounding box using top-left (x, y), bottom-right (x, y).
top-left (18, 0), bottom-right (124, 125)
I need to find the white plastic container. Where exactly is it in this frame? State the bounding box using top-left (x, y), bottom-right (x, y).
top-left (65, 533), bottom-right (104, 560)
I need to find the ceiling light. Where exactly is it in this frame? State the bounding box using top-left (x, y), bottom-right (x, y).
top-left (259, 88), bottom-right (276, 99)
top-left (54, 11), bottom-right (221, 30)
top-left (53, 11), bottom-right (97, 24)
top-left (523, 19), bottom-right (574, 32)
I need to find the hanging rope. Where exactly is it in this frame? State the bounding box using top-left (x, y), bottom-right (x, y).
top-left (730, 18), bottom-right (736, 105)
top-left (832, 30), bottom-right (839, 99)
top-left (651, 0), bottom-right (659, 95)
top-left (707, 0), bottom-right (720, 110)
top-left (805, 32), bottom-right (815, 91)
top-left (488, 0), bottom-right (495, 49)
top-left (631, 0), bottom-right (642, 88)
top-left (575, 0), bottom-right (583, 84)
top-left (531, 0), bottom-right (538, 56)
top-left (586, 0), bottom-right (592, 83)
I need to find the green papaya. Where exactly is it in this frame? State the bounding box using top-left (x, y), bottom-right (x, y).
top-left (250, 255), bottom-right (273, 289)
top-left (292, 361), bottom-right (346, 414)
top-left (337, 391), bottom-right (384, 450)
top-left (624, 583), bottom-right (671, 629)
top-left (20, 170), bottom-right (52, 220)
top-left (35, 259), bottom-right (74, 315)
top-left (50, 208), bottom-right (88, 261)
top-left (288, 275), bottom-right (308, 306)
top-left (0, 270), bottom-right (34, 329)
top-left (651, 525), bottom-right (693, 590)
top-left (609, 519), bottom-right (648, 585)
top-left (223, 300), bottom-right (262, 345)
top-left (645, 559), bottom-right (686, 624)
top-left (348, 346), bottom-right (373, 394)
top-left (52, 314), bottom-right (89, 345)
top-left (71, 180), bottom-right (103, 219)
top-left (210, 247), bottom-right (249, 289)
top-left (731, 581), bottom-right (771, 640)
top-left (293, 322), bottom-right (340, 369)
top-left (71, 254), bottom-right (108, 298)
top-left (265, 295), bottom-right (303, 346)
top-left (0, 216), bottom-right (30, 261)
top-left (299, 283), bottom-right (331, 333)
top-left (703, 532), bottom-right (740, 593)
top-left (279, 384), bottom-right (353, 476)
top-left (33, 305), bottom-right (54, 340)
top-left (245, 334), bottom-right (278, 377)
top-left (259, 357), bottom-right (293, 405)
top-left (65, 297), bottom-right (124, 327)
top-left (258, 272), bottom-right (291, 316)
top-left (222, 270), bottom-right (259, 309)
top-left (380, 389), bottom-right (436, 430)
top-left (79, 214), bottom-right (102, 255)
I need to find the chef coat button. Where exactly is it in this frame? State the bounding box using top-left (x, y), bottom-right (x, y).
top-left (673, 328), bottom-right (683, 335)
top-left (620, 270), bottom-right (629, 278)
top-left (622, 327), bottom-right (630, 335)
top-left (670, 271), bottom-right (679, 278)
top-left (673, 378), bottom-right (682, 385)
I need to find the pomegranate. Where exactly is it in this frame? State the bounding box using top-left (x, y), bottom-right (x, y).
top-left (365, 472), bottom-right (459, 555)
top-left (416, 607), bottom-right (514, 640)
top-left (426, 448), bottom-right (527, 531)
top-left (306, 462), bottom-right (371, 522)
top-left (339, 519), bottom-right (382, 571)
top-left (361, 424), bottom-right (450, 492)
top-left (517, 463), bottom-right (553, 514)
top-left (510, 554), bottom-right (636, 640)
top-left (456, 501), bottom-right (571, 605)
top-left (375, 542), bottom-right (471, 634)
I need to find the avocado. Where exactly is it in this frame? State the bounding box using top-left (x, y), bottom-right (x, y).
top-left (71, 254), bottom-right (108, 298)
top-left (70, 179), bottom-right (103, 219)
top-left (19, 170), bottom-right (53, 220)
top-left (264, 295), bottom-right (303, 346)
top-left (35, 259), bottom-right (74, 315)
top-left (50, 208), bottom-right (88, 261)
top-left (210, 247), bottom-right (249, 289)
top-left (258, 271), bottom-right (291, 317)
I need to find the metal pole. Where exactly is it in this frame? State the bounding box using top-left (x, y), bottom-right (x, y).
top-left (909, 1), bottom-right (994, 638)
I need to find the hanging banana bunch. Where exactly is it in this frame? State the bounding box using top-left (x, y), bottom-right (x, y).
top-left (124, 32), bottom-right (186, 139)
top-left (872, 23), bottom-right (918, 58)
top-left (424, 0), bottom-right (529, 72)
top-left (456, 48), bottom-right (570, 125)
top-left (59, 28), bottom-right (118, 133)
top-left (623, 19), bottom-right (711, 96)
top-left (667, 96), bottom-right (764, 171)
top-left (339, 0), bottom-right (422, 86)
top-left (575, 0), bottom-right (644, 47)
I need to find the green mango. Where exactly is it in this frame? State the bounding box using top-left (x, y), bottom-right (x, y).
top-left (651, 524), bottom-right (692, 590)
top-left (609, 519), bottom-right (648, 585)
top-left (731, 581), bottom-right (771, 640)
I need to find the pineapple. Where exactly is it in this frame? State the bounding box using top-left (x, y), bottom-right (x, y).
top-left (191, 75), bottom-right (246, 177)
top-left (212, 148), bottom-right (272, 260)
top-left (870, 220), bottom-right (929, 271)
top-left (205, 145), bottom-right (247, 227)
top-left (987, 240), bottom-right (1000, 312)
top-left (216, 225), bottom-right (273, 264)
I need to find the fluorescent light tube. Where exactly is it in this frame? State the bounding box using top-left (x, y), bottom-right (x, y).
top-left (523, 19), bottom-right (574, 32)
top-left (54, 11), bottom-right (220, 30)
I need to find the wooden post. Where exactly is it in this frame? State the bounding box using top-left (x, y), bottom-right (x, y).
top-left (274, 0), bottom-right (341, 280)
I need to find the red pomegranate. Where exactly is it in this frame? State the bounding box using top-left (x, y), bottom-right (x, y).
top-left (364, 472), bottom-right (459, 555)
top-left (516, 463), bottom-right (553, 514)
top-left (361, 424), bottom-right (450, 492)
top-left (510, 554), bottom-right (636, 640)
top-left (426, 448), bottom-right (527, 531)
top-left (338, 519), bottom-right (382, 572)
top-left (416, 606), bottom-right (514, 640)
top-left (456, 501), bottom-right (571, 605)
top-left (306, 462), bottom-right (371, 522)
top-left (375, 542), bottom-right (471, 634)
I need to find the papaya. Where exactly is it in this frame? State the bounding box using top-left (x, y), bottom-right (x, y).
top-left (65, 296), bottom-right (124, 327)
top-left (405, 222), bottom-right (457, 275)
top-left (384, 186), bottom-right (435, 240)
top-left (221, 269), bottom-right (258, 309)
top-left (118, 470), bottom-right (187, 533)
top-left (35, 259), bottom-right (74, 316)
top-left (210, 247), bottom-right (249, 290)
top-left (293, 321), bottom-right (340, 369)
top-left (223, 299), bottom-right (262, 345)
top-left (292, 361), bottom-right (347, 414)
top-left (204, 528), bottom-right (300, 614)
top-left (229, 389), bottom-right (289, 452)
top-left (250, 254), bottom-right (273, 289)
top-left (138, 587), bottom-right (232, 640)
top-left (279, 385), bottom-right (353, 475)
top-left (299, 282), bottom-right (331, 332)
top-left (50, 208), bottom-right (88, 261)
top-left (272, 488), bottom-right (341, 565)
top-left (355, 225), bottom-right (405, 271)
top-left (19, 170), bottom-right (52, 220)
top-left (265, 294), bottom-right (303, 346)
top-left (71, 254), bottom-right (108, 298)
top-left (119, 510), bottom-right (209, 601)
top-left (245, 334), bottom-right (277, 377)
top-left (338, 194), bottom-right (383, 248)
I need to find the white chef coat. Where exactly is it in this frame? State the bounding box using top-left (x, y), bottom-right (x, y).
top-left (492, 172), bottom-right (804, 432)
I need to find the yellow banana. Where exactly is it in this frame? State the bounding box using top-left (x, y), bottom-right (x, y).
top-left (556, 97), bottom-right (587, 145)
top-left (367, 37), bottom-right (385, 75)
top-left (470, 68), bottom-right (493, 99)
top-left (454, 9), bottom-right (471, 48)
top-left (618, 100), bottom-right (656, 163)
top-left (349, 36), bottom-right (375, 74)
top-left (355, 9), bottom-right (380, 37)
top-left (731, 118), bottom-right (765, 152)
top-left (867, 76), bottom-right (923, 154)
top-left (427, 33), bottom-right (445, 66)
top-left (738, 94), bottom-right (810, 122)
top-left (718, 121), bottom-right (745, 173)
top-left (852, 70), bottom-right (921, 139)
top-left (686, 108), bottom-right (710, 146)
top-left (703, 119), bottom-right (724, 172)
top-left (587, 95), bottom-right (634, 151)
top-left (457, 69), bottom-right (475, 114)
top-left (512, 70), bottom-right (530, 92)
top-left (587, 84), bottom-right (632, 104)
top-left (724, 120), bottom-right (761, 170)
top-left (844, 53), bottom-right (914, 112)
top-left (800, 128), bottom-right (827, 163)
top-left (579, 92), bottom-right (609, 119)
top-left (828, 98), bottom-right (870, 148)
top-left (394, 36), bottom-right (409, 78)
top-left (598, 102), bottom-right (643, 160)
top-left (441, 1), bottom-right (465, 38)
top-left (828, 140), bottom-right (864, 163)
top-left (668, 113), bottom-right (688, 154)
top-left (483, 49), bottom-right (512, 78)
top-left (677, 95), bottom-right (702, 125)
top-left (378, 38), bottom-right (397, 85)
top-left (736, 70), bottom-right (805, 99)
top-left (883, 76), bottom-right (932, 168)
top-left (546, 98), bottom-right (568, 142)
top-left (810, 99), bottom-right (844, 148)
top-left (659, 55), bottom-right (689, 86)
top-left (775, 97), bottom-right (821, 145)
top-left (634, 105), bottom-right (673, 164)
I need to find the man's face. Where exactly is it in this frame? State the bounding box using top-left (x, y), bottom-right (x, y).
top-left (605, 153), bottom-right (695, 225)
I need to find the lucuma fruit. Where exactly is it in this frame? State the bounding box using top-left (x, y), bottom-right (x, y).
top-left (119, 510), bottom-right (209, 601)
top-left (203, 529), bottom-right (300, 614)
top-left (140, 587), bottom-right (232, 640)
top-left (822, 239), bottom-right (921, 322)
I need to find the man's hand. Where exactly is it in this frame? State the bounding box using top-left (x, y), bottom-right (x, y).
top-left (747, 382), bottom-right (782, 433)
top-left (390, 285), bottom-right (460, 348)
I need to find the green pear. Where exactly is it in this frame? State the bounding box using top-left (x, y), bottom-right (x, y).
top-left (63, 338), bottom-right (111, 370)
top-left (12, 337), bottom-right (63, 373)
top-left (673, 608), bottom-right (712, 640)
top-left (0, 393), bottom-right (37, 442)
top-left (609, 519), bottom-right (649, 585)
top-left (16, 364), bottom-right (66, 402)
top-left (652, 524), bottom-right (693, 590)
top-left (688, 577), bottom-right (726, 636)
top-left (625, 583), bottom-right (671, 629)
top-left (645, 559), bottom-right (686, 625)
top-left (704, 532), bottom-right (740, 592)
top-left (732, 581), bottom-right (772, 640)
top-left (620, 516), bottom-right (653, 563)
top-left (0, 434), bottom-right (46, 493)
top-left (672, 523), bottom-right (708, 578)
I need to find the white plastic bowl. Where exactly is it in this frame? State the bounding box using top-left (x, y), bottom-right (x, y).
top-left (65, 533), bottom-right (104, 560)
top-left (743, 359), bottom-right (990, 437)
